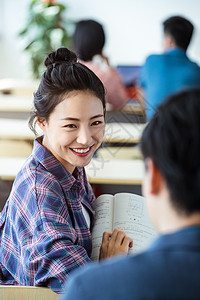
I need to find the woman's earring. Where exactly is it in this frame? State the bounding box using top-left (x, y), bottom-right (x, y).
top-left (37, 118), bottom-right (45, 127)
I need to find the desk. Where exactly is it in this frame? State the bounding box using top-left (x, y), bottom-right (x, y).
top-left (0, 119), bottom-right (146, 144)
top-left (106, 100), bottom-right (146, 123)
top-left (0, 78), bottom-right (38, 96)
top-left (0, 157), bottom-right (27, 180)
top-left (86, 158), bottom-right (144, 184)
top-left (121, 101), bottom-right (145, 114)
top-left (106, 100), bottom-right (144, 115)
top-left (0, 119), bottom-right (36, 140)
top-left (0, 157), bottom-right (144, 185)
top-left (0, 93), bottom-right (143, 114)
top-left (0, 94), bottom-right (33, 112)
top-left (104, 122), bottom-right (146, 143)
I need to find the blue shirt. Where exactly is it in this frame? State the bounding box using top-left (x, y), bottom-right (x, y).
top-left (140, 48), bottom-right (200, 120)
top-left (0, 137), bottom-right (95, 293)
top-left (60, 226), bottom-right (200, 300)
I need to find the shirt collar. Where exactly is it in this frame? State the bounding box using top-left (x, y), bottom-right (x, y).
top-left (166, 47), bottom-right (186, 56)
top-left (32, 136), bottom-right (83, 189)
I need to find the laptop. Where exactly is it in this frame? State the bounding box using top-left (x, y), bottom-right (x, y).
top-left (117, 65), bottom-right (141, 87)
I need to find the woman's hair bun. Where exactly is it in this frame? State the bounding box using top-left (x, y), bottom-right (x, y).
top-left (44, 47), bottom-right (77, 67)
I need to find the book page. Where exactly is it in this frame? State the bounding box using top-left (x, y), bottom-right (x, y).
top-left (113, 193), bottom-right (156, 255)
top-left (91, 194), bottom-right (114, 261)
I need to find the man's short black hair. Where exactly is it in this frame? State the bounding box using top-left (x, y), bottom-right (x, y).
top-left (163, 16), bottom-right (194, 51)
top-left (141, 88), bottom-right (200, 215)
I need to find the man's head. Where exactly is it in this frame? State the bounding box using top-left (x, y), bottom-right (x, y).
top-left (163, 16), bottom-right (194, 51)
top-left (141, 88), bottom-right (200, 217)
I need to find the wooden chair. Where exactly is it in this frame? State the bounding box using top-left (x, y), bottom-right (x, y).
top-left (0, 285), bottom-right (58, 300)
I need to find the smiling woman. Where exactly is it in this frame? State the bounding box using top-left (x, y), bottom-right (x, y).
top-left (38, 90), bottom-right (105, 174)
top-left (0, 47), bottom-right (132, 294)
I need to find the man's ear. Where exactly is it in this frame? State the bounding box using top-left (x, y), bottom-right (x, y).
top-left (145, 158), bottom-right (164, 195)
top-left (164, 34), bottom-right (176, 48)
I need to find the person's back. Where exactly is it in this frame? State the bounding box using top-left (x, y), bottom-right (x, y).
top-left (140, 15), bottom-right (200, 120)
top-left (60, 88), bottom-right (200, 300)
top-left (73, 19), bottom-right (128, 109)
top-left (61, 228), bottom-right (200, 300)
top-left (142, 49), bottom-right (200, 119)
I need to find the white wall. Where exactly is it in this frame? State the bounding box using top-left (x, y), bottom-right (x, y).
top-left (1, 0), bottom-right (200, 79)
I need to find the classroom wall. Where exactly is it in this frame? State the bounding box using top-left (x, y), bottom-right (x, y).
top-left (1, 0), bottom-right (200, 79)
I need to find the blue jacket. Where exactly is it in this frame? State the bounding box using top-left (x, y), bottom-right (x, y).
top-left (60, 227), bottom-right (200, 300)
top-left (140, 48), bottom-right (200, 120)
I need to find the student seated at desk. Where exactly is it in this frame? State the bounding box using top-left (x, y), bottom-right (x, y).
top-left (60, 88), bottom-right (200, 300)
top-left (139, 16), bottom-right (200, 121)
top-left (0, 47), bottom-right (132, 294)
top-left (73, 19), bottom-right (128, 109)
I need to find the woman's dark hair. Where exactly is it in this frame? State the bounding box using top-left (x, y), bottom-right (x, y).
top-left (73, 19), bottom-right (105, 61)
top-left (29, 47), bottom-right (106, 134)
top-left (163, 16), bottom-right (194, 51)
top-left (141, 88), bottom-right (200, 215)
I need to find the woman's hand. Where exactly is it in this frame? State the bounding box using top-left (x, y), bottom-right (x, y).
top-left (99, 228), bottom-right (133, 260)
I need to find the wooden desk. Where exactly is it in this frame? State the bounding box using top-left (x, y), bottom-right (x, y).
top-left (106, 100), bottom-right (146, 124)
top-left (0, 119), bottom-right (37, 140)
top-left (104, 122), bottom-right (146, 143)
top-left (106, 100), bottom-right (144, 115)
top-left (121, 101), bottom-right (145, 114)
top-left (0, 78), bottom-right (38, 96)
top-left (0, 93), bottom-right (143, 114)
top-left (0, 94), bottom-right (33, 112)
top-left (0, 119), bottom-right (146, 144)
top-left (0, 157), bottom-right (144, 185)
top-left (0, 157), bottom-right (27, 180)
top-left (86, 158), bottom-right (144, 184)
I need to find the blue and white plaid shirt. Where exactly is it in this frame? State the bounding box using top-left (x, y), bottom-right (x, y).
top-left (0, 137), bottom-right (95, 293)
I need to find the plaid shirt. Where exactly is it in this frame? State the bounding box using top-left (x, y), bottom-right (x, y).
top-left (0, 137), bottom-right (95, 293)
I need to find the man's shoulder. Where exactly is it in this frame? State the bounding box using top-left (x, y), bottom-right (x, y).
top-left (144, 53), bottom-right (169, 65)
top-left (62, 231), bottom-right (200, 300)
top-left (61, 251), bottom-right (167, 300)
top-left (63, 248), bottom-right (200, 300)
top-left (64, 251), bottom-right (160, 287)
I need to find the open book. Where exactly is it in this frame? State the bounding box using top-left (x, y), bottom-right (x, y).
top-left (91, 193), bottom-right (156, 261)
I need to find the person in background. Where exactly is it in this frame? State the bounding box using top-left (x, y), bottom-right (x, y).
top-left (0, 47), bottom-right (132, 294)
top-left (73, 19), bottom-right (128, 109)
top-left (139, 15), bottom-right (200, 120)
top-left (60, 88), bottom-right (200, 300)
